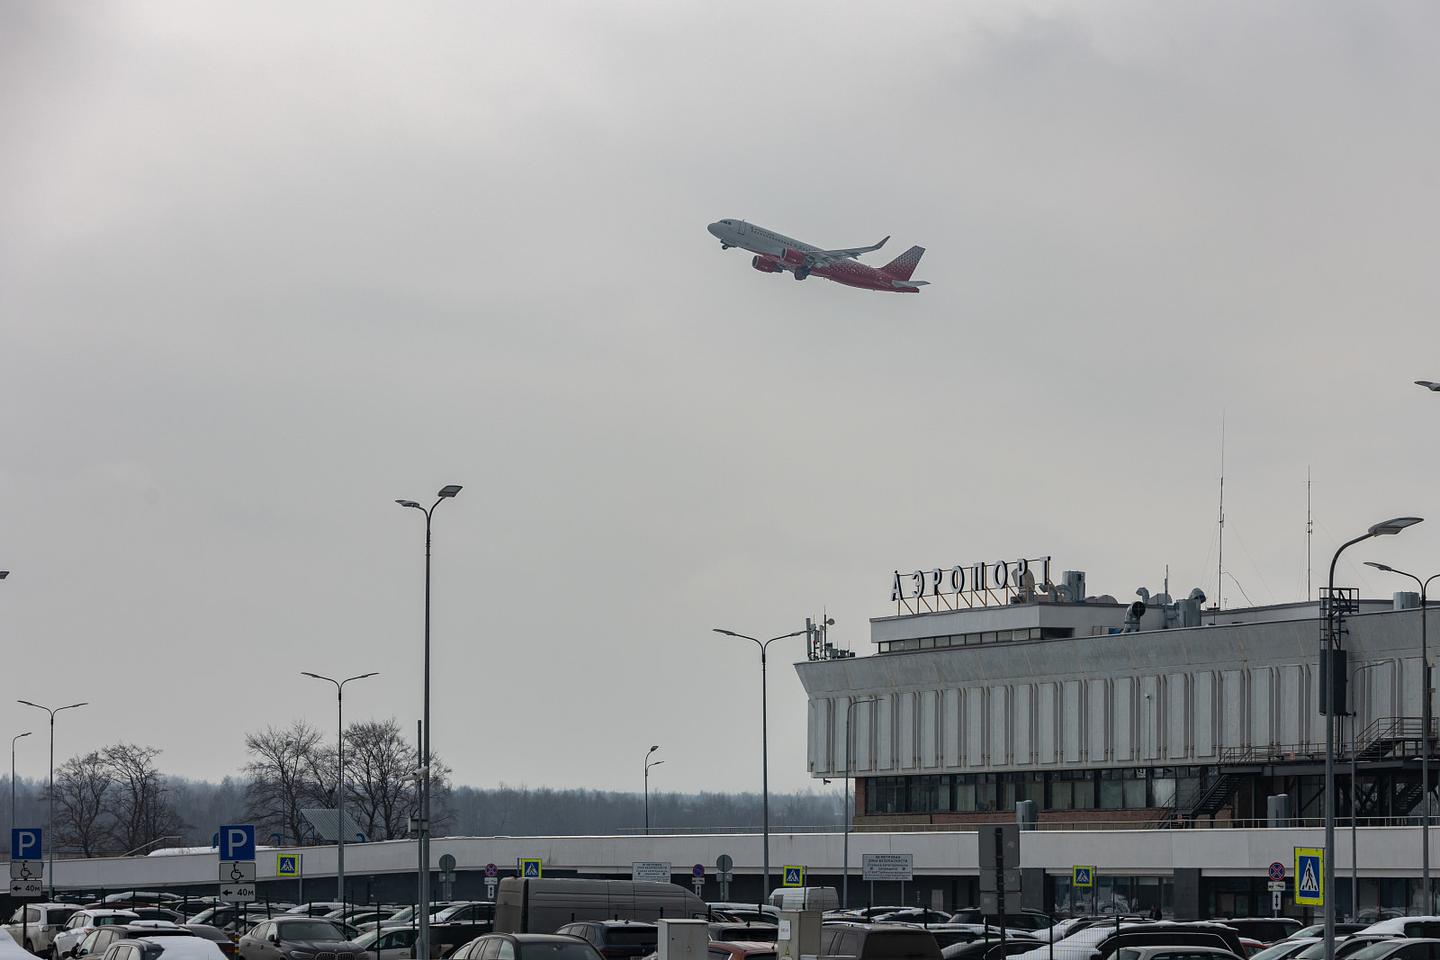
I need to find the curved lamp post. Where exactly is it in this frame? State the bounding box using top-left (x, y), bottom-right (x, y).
top-left (302, 671), bottom-right (378, 906)
top-left (644, 746), bottom-right (663, 835)
top-left (16, 700), bottom-right (88, 897)
top-left (1322, 518), bottom-right (1422, 959)
top-left (396, 483), bottom-right (462, 960)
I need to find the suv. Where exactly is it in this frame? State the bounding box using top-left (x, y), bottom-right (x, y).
top-left (6, 905), bottom-right (82, 954)
top-left (237, 919), bottom-right (353, 960)
top-left (99, 937), bottom-right (227, 960)
top-left (555, 923), bottom-right (656, 960)
top-left (77, 925), bottom-right (198, 960)
top-left (1223, 921), bottom-right (1301, 946)
top-left (450, 934), bottom-right (602, 960)
top-left (820, 923), bottom-right (942, 960)
top-left (54, 912), bottom-right (140, 959)
top-left (949, 913), bottom-right (1053, 934)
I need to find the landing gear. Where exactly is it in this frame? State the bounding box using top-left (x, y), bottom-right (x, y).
top-left (720, 243), bottom-right (732, 250)
top-left (793, 267), bottom-right (810, 280)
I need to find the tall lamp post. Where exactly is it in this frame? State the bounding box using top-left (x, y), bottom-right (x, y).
top-left (1364, 560), bottom-right (1440, 911)
top-left (842, 697), bottom-right (878, 909)
top-left (302, 671), bottom-right (378, 906)
top-left (644, 746), bottom-right (663, 835)
top-left (713, 626), bottom-right (807, 902)
top-left (1323, 518), bottom-right (1422, 960)
top-left (11, 732), bottom-right (30, 854)
top-left (17, 700), bottom-right (88, 896)
top-left (396, 483), bottom-right (462, 960)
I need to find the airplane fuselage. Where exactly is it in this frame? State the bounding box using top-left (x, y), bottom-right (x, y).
top-left (706, 219), bottom-right (927, 293)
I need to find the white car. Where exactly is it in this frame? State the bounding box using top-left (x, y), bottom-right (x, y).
top-left (3, 904), bottom-right (81, 955)
top-left (0, 931), bottom-right (38, 960)
top-left (1359, 919), bottom-right (1440, 940)
top-left (1114, 948), bottom-right (1242, 960)
top-left (351, 927), bottom-right (420, 960)
top-left (100, 937), bottom-right (226, 960)
top-left (54, 912), bottom-right (142, 959)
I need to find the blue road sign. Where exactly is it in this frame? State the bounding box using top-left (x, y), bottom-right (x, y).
top-left (219, 824), bottom-right (256, 862)
top-left (11, 829), bottom-right (41, 862)
top-left (519, 858), bottom-right (542, 878)
top-left (782, 865), bottom-right (805, 887)
top-left (1072, 865), bottom-right (1094, 888)
top-left (1295, 847), bottom-right (1323, 907)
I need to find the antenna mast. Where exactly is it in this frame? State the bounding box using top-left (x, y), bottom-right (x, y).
top-left (1306, 467), bottom-right (1313, 601)
top-left (1215, 416), bottom-right (1225, 623)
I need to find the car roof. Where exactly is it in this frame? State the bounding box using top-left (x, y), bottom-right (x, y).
top-left (498, 935), bottom-right (590, 943)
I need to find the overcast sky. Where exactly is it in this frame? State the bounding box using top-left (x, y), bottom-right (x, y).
top-left (3, 2), bottom-right (1439, 806)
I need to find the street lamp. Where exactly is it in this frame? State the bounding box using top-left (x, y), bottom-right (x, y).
top-left (644, 746), bottom-right (664, 835)
top-left (843, 697), bottom-right (878, 909)
top-left (1323, 518), bottom-right (1422, 959)
top-left (302, 671), bottom-right (379, 906)
top-left (713, 626), bottom-right (806, 902)
top-left (1364, 560), bottom-right (1440, 911)
top-left (16, 700), bottom-right (88, 896)
top-left (11, 732), bottom-right (30, 854)
top-left (396, 483), bottom-right (461, 960)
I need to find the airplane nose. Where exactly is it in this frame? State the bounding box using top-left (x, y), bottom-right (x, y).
top-left (707, 222), bottom-right (724, 238)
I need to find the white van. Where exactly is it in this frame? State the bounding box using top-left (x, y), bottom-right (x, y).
top-left (768, 888), bottom-right (839, 912)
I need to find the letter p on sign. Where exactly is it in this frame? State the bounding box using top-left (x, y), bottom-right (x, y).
top-left (11, 829), bottom-right (41, 861)
top-left (219, 825), bottom-right (256, 862)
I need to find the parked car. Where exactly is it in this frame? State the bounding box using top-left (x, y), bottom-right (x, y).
top-left (54, 912), bottom-right (141, 959)
top-left (76, 924), bottom-right (198, 960)
top-left (942, 942), bottom-right (1044, 960)
top-left (1247, 939), bottom-right (1318, 960)
top-left (282, 906), bottom-right (347, 918)
top-left (1293, 936), bottom-right (1399, 960)
top-left (1345, 940), bottom-right (1440, 960)
top-left (430, 923), bottom-right (494, 959)
top-left (131, 915), bottom-right (184, 928)
top-left (496, 880), bottom-right (703, 935)
top-left (819, 922), bottom-right (942, 960)
top-left (950, 913), bottom-right (1055, 934)
top-left (1223, 921), bottom-right (1302, 946)
top-left (450, 935), bottom-right (601, 960)
top-left (769, 889), bottom-right (839, 913)
top-left (1289, 927), bottom-right (1366, 942)
top-left (236, 919), bottom-right (353, 960)
top-left (351, 927), bottom-right (419, 960)
top-left (181, 927), bottom-right (236, 960)
top-left (433, 906), bottom-right (495, 927)
top-left (1114, 947), bottom-right (1242, 960)
top-left (707, 943), bottom-right (776, 960)
top-left (871, 910), bottom-right (954, 926)
top-left (98, 936), bottom-right (226, 960)
top-left (0, 932), bottom-right (34, 960)
top-left (1361, 922), bottom-right (1440, 940)
top-left (555, 922), bottom-right (657, 960)
top-left (706, 908), bottom-right (780, 926)
top-left (1093, 926), bottom-right (1248, 960)
top-left (6, 905), bottom-right (83, 955)
top-left (707, 924), bottom-right (777, 945)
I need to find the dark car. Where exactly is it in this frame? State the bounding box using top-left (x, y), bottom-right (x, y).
top-left (431, 924), bottom-right (496, 959)
top-left (555, 923), bottom-right (656, 960)
top-left (708, 925), bottom-right (778, 945)
top-left (237, 918), bottom-right (355, 960)
top-left (1223, 921), bottom-right (1302, 946)
top-left (1092, 926), bottom-right (1247, 960)
top-left (820, 922), bottom-right (943, 960)
top-left (949, 913), bottom-right (1054, 934)
top-left (942, 942), bottom-right (1044, 960)
top-left (449, 934), bottom-right (602, 960)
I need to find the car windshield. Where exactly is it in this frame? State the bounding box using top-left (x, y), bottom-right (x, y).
top-left (518, 945), bottom-right (602, 960)
top-left (277, 921), bottom-right (345, 941)
top-left (352, 931), bottom-right (381, 949)
top-left (1345, 946), bottom-right (1399, 960)
top-left (96, 917), bottom-right (130, 927)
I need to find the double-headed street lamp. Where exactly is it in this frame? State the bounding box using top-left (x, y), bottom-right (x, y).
top-left (17, 700), bottom-right (88, 896)
top-left (644, 746), bottom-right (663, 835)
top-left (302, 671), bottom-right (378, 906)
top-left (396, 483), bottom-right (462, 960)
top-left (1364, 560), bottom-right (1440, 911)
top-left (713, 626), bottom-right (806, 902)
top-left (843, 696), bottom-right (878, 910)
top-left (1322, 518), bottom-right (1422, 960)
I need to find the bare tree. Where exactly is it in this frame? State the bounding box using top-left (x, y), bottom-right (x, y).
top-left (243, 721), bottom-right (326, 845)
top-left (103, 742), bottom-right (184, 854)
top-left (343, 719), bottom-right (414, 841)
top-left (52, 751), bottom-right (114, 856)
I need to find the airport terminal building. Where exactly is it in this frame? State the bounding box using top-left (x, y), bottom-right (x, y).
top-left (795, 557), bottom-right (1439, 917)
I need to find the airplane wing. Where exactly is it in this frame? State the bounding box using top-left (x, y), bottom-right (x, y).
top-left (808, 235), bottom-right (889, 265)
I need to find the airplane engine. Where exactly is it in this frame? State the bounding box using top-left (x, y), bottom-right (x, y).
top-left (780, 248), bottom-right (808, 267)
top-left (751, 255), bottom-right (783, 273)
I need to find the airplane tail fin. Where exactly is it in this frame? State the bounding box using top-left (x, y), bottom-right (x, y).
top-left (881, 245), bottom-right (925, 281)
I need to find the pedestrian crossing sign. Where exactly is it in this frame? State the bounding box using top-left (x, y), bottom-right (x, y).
top-left (520, 858), bottom-right (543, 879)
top-left (276, 854), bottom-right (301, 878)
top-left (1072, 865), bottom-right (1095, 888)
top-left (1294, 847), bottom-right (1323, 907)
top-left (782, 865), bottom-right (805, 887)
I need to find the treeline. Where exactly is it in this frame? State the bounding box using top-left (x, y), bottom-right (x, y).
top-left (3, 718), bottom-right (842, 856)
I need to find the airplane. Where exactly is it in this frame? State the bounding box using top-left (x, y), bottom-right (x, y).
top-left (707, 219), bottom-right (928, 293)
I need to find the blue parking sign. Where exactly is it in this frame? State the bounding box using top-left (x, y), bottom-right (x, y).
top-left (219, 824), bottom-right (256, 862)
top-left (11, 828), bottom-right (41, 861)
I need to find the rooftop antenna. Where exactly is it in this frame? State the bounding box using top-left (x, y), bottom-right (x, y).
top-left (1215, 415), bottom-right (1225, 625)
top-left (1306, 467), bottom-right (1313, 602)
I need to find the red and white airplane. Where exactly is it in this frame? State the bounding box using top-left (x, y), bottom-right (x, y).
top-left (707, 218), bottom-right (928, 293)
